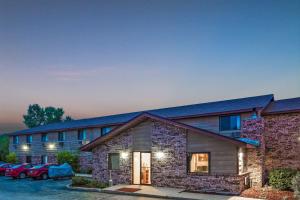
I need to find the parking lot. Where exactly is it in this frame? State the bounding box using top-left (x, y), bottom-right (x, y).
top-left (0, 176), bottom-right (167, 200)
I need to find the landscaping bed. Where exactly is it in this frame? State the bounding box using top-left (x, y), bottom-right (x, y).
top-left (241, 187), bottom-right (296, 200)
top-left (71, 176), bottom-right (108, 189)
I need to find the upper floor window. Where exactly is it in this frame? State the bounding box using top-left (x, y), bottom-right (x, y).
top-left (26, 135), bottom-right (32, 144)
top-left (58, 132), bottom-right (65, 142)
top-left (219, 115), bottom-right (241, 131)
top-left (13, 136), bottom-right (19, 145)
top-left (41, 133), bottom-right (48, 142)
top-left (101, 127), bottom-right (112, 136)
top-left (78, 130), bottom-right (87, 141)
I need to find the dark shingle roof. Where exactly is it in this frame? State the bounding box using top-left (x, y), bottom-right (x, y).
top-left (10, 94), bottom-right (274, 135)
top-left (263, 97), bottom-right (300, 115)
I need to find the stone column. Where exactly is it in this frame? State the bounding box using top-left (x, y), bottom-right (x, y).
top-left (241, 118), bottom-right (266, 187)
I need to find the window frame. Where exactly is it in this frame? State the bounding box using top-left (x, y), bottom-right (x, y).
top-left (26, 135), bottom-right (33, 144)
top-left (78, 130), bottom-right (87, 141)
top-left (58, 132), bottom-right (65, 142)
top-left (26, 155), bottom-right (32, 164)
top-left (13, 136), bottom-right (19, 145)
top-left (41, 155), bottom-right (48, 164)
top-left (101, 127), bottom-right (112, 136)
top-left (219, 114), bottom-right (241, 132)
top-left (187, 152), bottom-right (211, 174)
top-left (41, 133), bottom-right (48, 142)
top-left (108, 153), bottom-right (120, 170)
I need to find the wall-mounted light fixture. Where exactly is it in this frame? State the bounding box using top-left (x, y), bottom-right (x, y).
top-left (22, 144), bottom-right (29, 151)
top-left (156, 151), bottom-right (164, 159)
top-left (121, 151), bottom-right (129, 159)
top-left (48, 143), bottom-right (55, 150)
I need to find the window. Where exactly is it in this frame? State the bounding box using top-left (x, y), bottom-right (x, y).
top-left (58, 132), bottom-right (65, 141)
top-left (188, 153), bottom-right (209, 173)
top-left (13, 136), bottom-right (19, 145)
top-left (41, 155), bottom-right (48, 164)
top-left (108, 153), bottom-right (120, 170)
top-left (41, 134), bottom-right (48, 142)
top-left (220, 115), bottom-right (241, 131)
top-left (26, 156), bottom-right (32, 163)
top-left (101, 127), bottom-right (112, 136)
top-left (26, 135), bottom-right (32, 144)
top-left (78, 130), bottom-right (87, 140)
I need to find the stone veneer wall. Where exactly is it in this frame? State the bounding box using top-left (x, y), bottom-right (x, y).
top-left (264, 113), bottom-right (300, 172)
top-left (241, 118), bottom-right (266, 187)
top-left (92, 119), bottom-right (248, 194)
top-left (92, 131), bottom-right (133, 184)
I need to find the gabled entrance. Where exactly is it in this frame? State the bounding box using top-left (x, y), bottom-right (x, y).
top-left (133, 152), bottom-right (151, 185)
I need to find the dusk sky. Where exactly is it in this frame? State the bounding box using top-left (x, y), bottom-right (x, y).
top-left (0, 0), bottom-right (299, 133)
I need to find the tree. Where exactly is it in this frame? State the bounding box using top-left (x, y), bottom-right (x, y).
top-left (23, 104), bottom-right (73, 128)
top-left (57, 151), bottom-right (79, 172)
top-left (0, 135), bottom-right (9, 161)
top-left (64, 116), bottom-right (73, 121)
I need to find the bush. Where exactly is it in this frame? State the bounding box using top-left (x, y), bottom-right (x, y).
top-left (57, 151), bottom-right (79, 172)
top-left (292, 172), bottom-right (300, 199)
top-left (269, 169), bottom-right (297, 190)
top-left (72, 177), bottom-right (108, 189)
top-left (5, 152), bottom-right (17, 163)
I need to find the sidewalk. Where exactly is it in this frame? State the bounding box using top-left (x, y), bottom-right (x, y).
top-left (102, 184), bottom-right (262, 200)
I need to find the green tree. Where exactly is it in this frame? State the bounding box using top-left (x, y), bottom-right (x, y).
top-left (6, 152), bottom-right (17, 163)
top-left (64, 116), bottom-right (73, 121)
top-left (23, 104), bottom-right (72, 128)
top-left (57, 151), bottom-right (79, 172)
top-left (0, 135), bottom-right (9, 161)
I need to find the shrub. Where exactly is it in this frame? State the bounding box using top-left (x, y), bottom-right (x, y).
top-left (0, 136), bottom-right (9, 162)
top-left (57, 151), bottom-right (79, 172)
top-left (72, 177), bottom-right (108, 189)
top-left (269, 169), bottom-right (297, 190)
top-left (5, 152), bottom-right (17, 163)
top-left (292, 172), bottom-right (300, 199)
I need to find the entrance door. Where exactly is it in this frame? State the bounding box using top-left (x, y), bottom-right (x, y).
top-left (133, 152), bottom-right (151, 185)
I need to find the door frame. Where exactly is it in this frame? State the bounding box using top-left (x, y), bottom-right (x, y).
top-left (131, 151), bottom-right (152, 185)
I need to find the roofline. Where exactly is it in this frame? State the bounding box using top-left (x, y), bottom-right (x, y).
top-left (8, 107), bottom-right (263, 136)
top-left (261, 109), bottom-right (300, 116)
top-left (80, 112), bottom-right (253, 151)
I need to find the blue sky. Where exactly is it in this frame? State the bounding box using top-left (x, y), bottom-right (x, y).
top-left (0, 0), bottom-right (299, 133)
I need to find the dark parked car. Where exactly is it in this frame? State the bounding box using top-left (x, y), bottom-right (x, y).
top-left (28, 164), bottom-right (57, 180)
top-left (5, 163), bottom-right (33, 179)
top-left (0, 163), bottom-right (15, 175)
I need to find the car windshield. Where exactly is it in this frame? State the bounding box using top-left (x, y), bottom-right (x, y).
top-left (12, 164), bottom-right (22, 169)
top-left (0, 164), bottom-right (6, 167)
top-left (32, 165), bottom-right (44, 169)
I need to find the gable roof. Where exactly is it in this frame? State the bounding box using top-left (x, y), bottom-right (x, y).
top-left (262, 97), bottom-right (300, 115)
top-left (10, 94), bottom-right (274, 136)
top-left (80, 112), bottom-right (257, 151)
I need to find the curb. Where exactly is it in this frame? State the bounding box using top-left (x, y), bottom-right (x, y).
top-left (66, 184), bottom-right (102, 192)
top-left (101, 189), bottom-right (202, 200)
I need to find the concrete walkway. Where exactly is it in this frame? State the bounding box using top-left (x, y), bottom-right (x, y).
top-left (103, 185), bottom-right (262, 200)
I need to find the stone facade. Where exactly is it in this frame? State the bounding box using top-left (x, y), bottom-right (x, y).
top-left (92, 119), bottom-right (248, 194)
top-left (264, 113), bottom-right (300, 172)
top-left (241, 118), bottom-right (266, 187)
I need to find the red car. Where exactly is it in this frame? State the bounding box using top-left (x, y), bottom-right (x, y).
top-left (5, 163), bottom-right (33, 179)
top-left (0, 163), bottom-right (14, 176)
top-left (28, 164), bottom-right (57, 180)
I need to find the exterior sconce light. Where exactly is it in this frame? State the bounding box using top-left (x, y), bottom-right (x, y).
top-left (22, 144), bottom-right (29, 151)
top-left (48, 143), bottom-right (55, 150)
top-left (156, 151), bottom-right (164, 159)
top-left (121, 152), bottom-right (128, 159)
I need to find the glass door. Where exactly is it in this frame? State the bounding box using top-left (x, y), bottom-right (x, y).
top-left (133, 152), bottom-right (151, 185)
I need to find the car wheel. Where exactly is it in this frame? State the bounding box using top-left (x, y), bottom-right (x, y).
top-left (41, 173), bottom-right (48, 180)
top-left (19, 173), bottom-right (26, 179)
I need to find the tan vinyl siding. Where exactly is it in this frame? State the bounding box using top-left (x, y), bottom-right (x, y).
top-left (187, 130), bottom-right (238, 175)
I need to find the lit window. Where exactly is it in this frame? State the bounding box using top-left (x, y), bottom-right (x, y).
top-left (220, 115), bottom-right (241, 131)
top-left (108, 153), bottom-right (120, 170)
top-left (101, 127), bottom-right (112, 136)
top-left (189, 153), bottom-right (209, 173)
